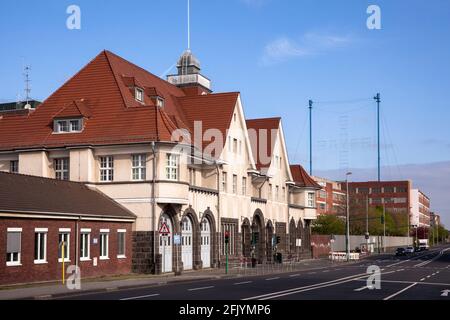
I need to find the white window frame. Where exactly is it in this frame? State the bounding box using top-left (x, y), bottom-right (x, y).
top-left (135, 87), bottom-right (144, 102)
top-left (34, 228), bottom-right (48, 264)
top-left (58, 229), bottom-right (71, 262)
top-left (6, 228), bottom-right (22, 267)
top-left (117, 229), bottom-right (126, 259)
top-left (308, 192), bottom-right (316, 207)
top-left (232, 174), bottom-right (237, 194)
top-left (165, 154), bottom-right (179, 181)
top-left (242, 177), bottom-right (247, 196)
top-left (80, 229), bottom-right (91, 261)
top-left (132, 154), bottom-right (147, 181)
top-left (55, 158), bottom-right (70, 181)
top-left (99, 230), bottom-right (109, 260)
top-left (54, 119), bottom-right (83, 134)
top-left (100, 156), bottom-right (114, 182)
top-left (222, 172), bottom-right (227, 192)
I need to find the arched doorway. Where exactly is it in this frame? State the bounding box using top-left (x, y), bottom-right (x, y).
top-left (159, 213), bottom-right (173, 273)
top-left (266, 220), bottom-right (274, 262)
top-left (181, 216), bottom-right (193, 270)
top-left (200, 217), bottom-right (211, 268)
top-left (298, 219), bottom-right (304, 253)
top-left (251, 210), bottom-right (265, 264)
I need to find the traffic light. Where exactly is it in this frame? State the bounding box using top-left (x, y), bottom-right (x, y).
top-left (224, 231), bottom-right (230, 244)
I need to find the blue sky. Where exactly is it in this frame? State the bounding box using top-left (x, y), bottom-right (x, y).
top-left (1, 0), bottom-right (450, 221)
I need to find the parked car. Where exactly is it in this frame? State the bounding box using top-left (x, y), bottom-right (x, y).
top-left (405, 246), bottom-right (415, 254)
top-left (395, 248), bottom-right (406, 256)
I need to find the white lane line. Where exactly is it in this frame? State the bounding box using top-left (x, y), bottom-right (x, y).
top-left (307, 272), bottom-right (316, 274)
top-left (354, 286), bottom-right (368, 292)
top-left (420, 278), bottom-right (426, 282)
top-left (383, 283), bottom-right (418, 301)
top-left (322, 270), bottom-right (330, 273)
top-left (354, 278), bottom-right (450, 286)
top-left (234, 281), bottom-right (252, 286)
top-left (120, 294), bottom-right (160, 301)
top-left (266, 277), bottom-right (280, 281)
top-left (289, 274), bottom-right (300, 278)
top-left (188, 286), bottom-right (215, 291)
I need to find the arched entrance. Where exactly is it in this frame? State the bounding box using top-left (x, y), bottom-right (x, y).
top-left (181, 216), bottom-right (193, 270)
top-left (266, 220), bottom-right (274, 262)
top-left (200, 217), bottom-right (211, 268)
top-left (159, 213), bottom-right (173, 273)
top-left (251, 210), bottom-right (265, 264)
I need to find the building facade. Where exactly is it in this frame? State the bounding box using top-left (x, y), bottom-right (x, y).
top-left (410, 189), bottom-right (431, 228)
top-left (0, 172), bottom-right (135, 285)
top-left (313, 176), bottom-right (346, 216)
top-left (0, 50), bottom-right (318, 275)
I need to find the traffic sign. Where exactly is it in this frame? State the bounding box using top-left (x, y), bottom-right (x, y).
top-left (159, 222), bottom-right (170, 235)
top-left (174, 234), bottom-right (181, 245)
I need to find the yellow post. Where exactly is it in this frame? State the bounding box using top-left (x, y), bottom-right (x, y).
top-left (62, 241), bottom-right (65, 285)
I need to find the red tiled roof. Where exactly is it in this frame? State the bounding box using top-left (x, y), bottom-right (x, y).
top-left (0, 50), bottom-right (239, 152)
top-left (246, 118), bottom-right (281, 170)
top-left (290, 165), bottom-right (321, 189)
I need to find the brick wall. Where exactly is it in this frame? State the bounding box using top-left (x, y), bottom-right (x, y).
top-left (0, 218), bottom-right (133, 286)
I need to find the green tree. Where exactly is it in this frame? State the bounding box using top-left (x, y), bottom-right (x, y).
top-left (312, 214), bottom-right (346, 235)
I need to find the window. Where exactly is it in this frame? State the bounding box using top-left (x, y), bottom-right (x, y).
top-left (233, 139), bottom-right (238, 153)
top-left (99, 230), bottom-right (109, 260)
top-left (132, 154), bottom-right (146, 180)
top-left (100, 156), bottom-right (114, 182)
top-left (308, 193), bottom-right (315, 207)
top-left (276, 186), bottom-right (279, 201)
top-left (34, 229), bottom-right (47, 264)
top-left (117, 230), bottom-right (126, 258)
top-left (135, 87), bottom-right (144, 102)
top-left (357, 187), bottom-right (369, 194)
top-left (156, 97), bottom-right (164, 108)
top-left (396, 187), bottom-right (407, 193)
top-left (10, 160), bottom-right (18, 174)
top-left (58, 230), bottom-right (70, 262)
top-left (165, 154), bottom-right (179, 180)
top-left (268, 184), bottom-right (272, 200)
top-left (319, 190), bottom-right (327, 199)
top-left (55, 158), bottom-right (69, 181)
top-left (319, 203), bottom-right (326, 210)
top-left (6, 228), bottom-right (21, 266)
top-left (242, 177), bottom-right (247, 196)
top-left (222, 172), bottom-right (227, 192)
top-left (232, 175), bottom-right (237, 194)
top-left (54, 119), bottom-right (82, 133)
top-left (80, 230), bottom-right (90, 261)
top-left (371, 188), bottom-right (382, 194)
top-left (384, 187), bottom-right (395, 193)
top-left (372, 198), bottom-right (382, 204)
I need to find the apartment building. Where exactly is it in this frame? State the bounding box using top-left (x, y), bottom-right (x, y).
top-left (0, 50), bottom-right (318, 275)
top-left (410, 189), bottom-right (431, 228)
top-left (313, 176), bottom-right (346, 216)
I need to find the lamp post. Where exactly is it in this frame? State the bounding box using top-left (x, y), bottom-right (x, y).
top-left (345, 172), bottom-right (352, 262)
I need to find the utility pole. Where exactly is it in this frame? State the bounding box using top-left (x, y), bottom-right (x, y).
top-left (345, 172), bottom-right (352, 261)
top-left (309, 100), bottom-right (313, 175)
top-left (374, 93), bottom-right (381, 182)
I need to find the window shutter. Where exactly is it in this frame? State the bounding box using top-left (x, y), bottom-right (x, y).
top-left (7, 232), bottom-right (21, 253)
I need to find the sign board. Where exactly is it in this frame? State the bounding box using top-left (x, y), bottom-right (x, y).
top-left (296, 239), bottom-right (302, 247)
top-left (159, 222), bottom-right (170, 235)
top-left (174, 234), bottom-right (181, 245)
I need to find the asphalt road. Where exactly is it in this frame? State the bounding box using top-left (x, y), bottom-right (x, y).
top-left (60, 245), bottom-right (450, 301)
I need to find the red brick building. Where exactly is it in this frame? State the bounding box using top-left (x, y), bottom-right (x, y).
top-left (0, 172), bottom-right (136, 286)
top-left (313, 177), bottom-right (346, 216)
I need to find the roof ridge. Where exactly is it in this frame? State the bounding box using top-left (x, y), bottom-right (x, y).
top-left (103, 50), bottom-right (133, 110)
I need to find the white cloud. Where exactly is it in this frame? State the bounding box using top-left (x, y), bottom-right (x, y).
top-left (261, 32), bottom-right (353, 65)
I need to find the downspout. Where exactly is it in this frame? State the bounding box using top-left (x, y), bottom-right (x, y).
top-left (151, 141), bottom-right (157, 273)
top-left (215, 161), bottom-right (221, 267)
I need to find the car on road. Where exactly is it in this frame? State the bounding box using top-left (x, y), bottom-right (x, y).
top-left (395, 248), bottom-right (406, 256)
top-left (405, 246), bottom-right (415, 254)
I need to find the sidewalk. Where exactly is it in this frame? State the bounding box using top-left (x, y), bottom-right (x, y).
top-left (0, 258), bottom-right (335, 300)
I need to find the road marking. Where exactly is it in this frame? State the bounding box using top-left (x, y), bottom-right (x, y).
top-left (441, 289), bottom-right (450, 297)
top-left (354, 278), bottom-right (450, 286)
top-left (322, 270), bottom-right (330, 273)
top-left (415, 248), bottom-right (450, 267)
top-left (188, 286), bottom-right (215, 291)
top-left (234, 281), bottom-right (252, 285)
top-left (289, 274), bottom-right (300, 278)
top-left (266, 277), bottom-right (280, 281)
top-left (354, 286), bottom-right (368, 292)
top-left (120, 294), bottom-right (160, 301)
top-left (420, 278), bottom-right (426, 281)
top-left (383, 283), bottom-right (418, 300)
top-left (307, 272), bottom-right (316, 274)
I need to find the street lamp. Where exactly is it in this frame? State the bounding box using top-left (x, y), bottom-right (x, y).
top-left (345, 172), bottom-right (352, 262)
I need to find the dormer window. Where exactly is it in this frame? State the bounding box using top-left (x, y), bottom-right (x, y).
top-left (135, 87), bottom-right (144, 102)
top-left (156, 97), bottom-right (165, 108)
top-left (54, 118), bottom-right (83, 133)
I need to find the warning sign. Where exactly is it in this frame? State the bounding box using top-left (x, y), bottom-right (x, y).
top-left (159, 222), bottom-right (170, 235)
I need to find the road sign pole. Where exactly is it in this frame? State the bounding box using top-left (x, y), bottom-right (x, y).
top-left (226, 242), bottom-right (229, 274)
top-left (62, 241), bottom-right (65, 285)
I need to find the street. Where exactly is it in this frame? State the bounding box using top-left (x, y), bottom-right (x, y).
top-left (58, 245), bottom-right (450, 300)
